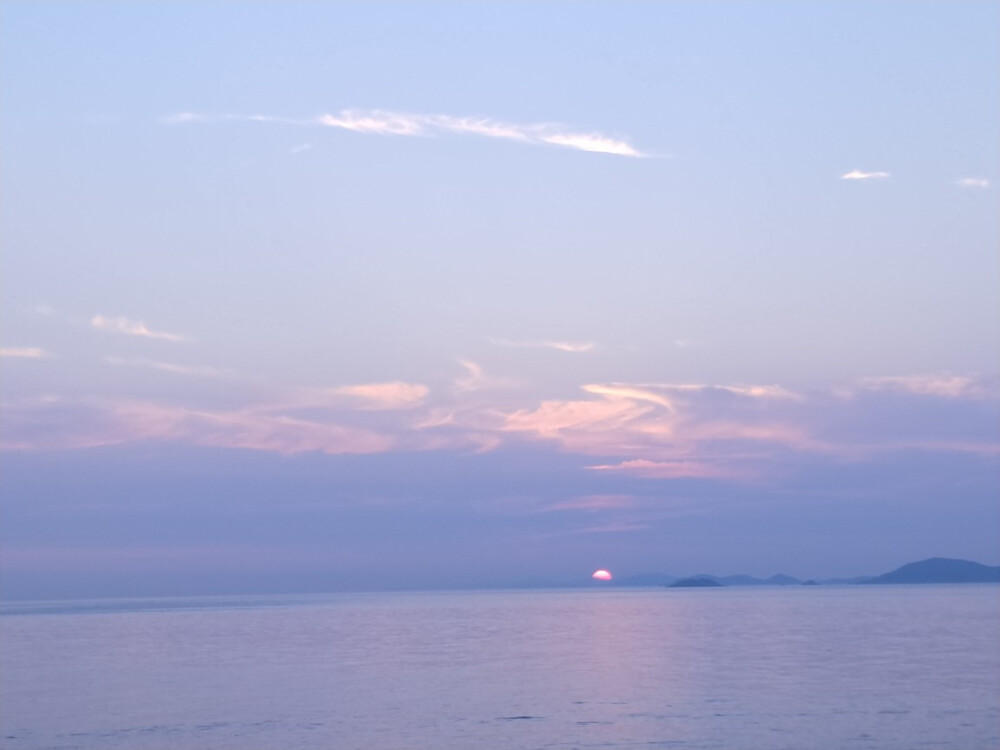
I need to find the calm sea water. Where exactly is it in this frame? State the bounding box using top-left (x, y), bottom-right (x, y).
top-left (1, 585), bottom-right (998, 750)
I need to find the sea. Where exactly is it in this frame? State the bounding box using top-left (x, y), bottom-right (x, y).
top-left (1, 584), bottom-right (997, 750)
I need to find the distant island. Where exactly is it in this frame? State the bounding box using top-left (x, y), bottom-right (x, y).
top-left (669, 577), bottom-right (724, 588)
top-left (613, 557), bottom-right (1000, 588)
top-left (861, 557), bottom-right (1000, 585)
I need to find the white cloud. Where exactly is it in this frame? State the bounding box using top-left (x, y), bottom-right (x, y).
top-left (549, 341), bottom-right (594, 353)
top-left (719, 384), bottom-right (800, 400)
top-left (317, 111), bottom-right (644, 156)
top-left (163, 112), bottom-right (298, 126)
top-left (491, 338), bottom-right (595, 353)
top-left (91, 315), bottom-right (186, 342)
top-left (168, 109), bottom-right (646, 157)
top-left (537, 132), bottom-right (639, 157)
top-left (955, 177), bottom-right (990, 189)
top-left (0, 347), bottom-right (47, 358)
top-left (841, 170), bottom-right (890, 180)
top-left (317, 111), bottom-right (427, 136)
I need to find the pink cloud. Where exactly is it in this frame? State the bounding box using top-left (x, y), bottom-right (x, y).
top-left (3, 369), bottom-right (994, 483)
top-left (684, 420), bottom-right (816, 447)
top-left (331, 381), bottom-right (429, 409)
top-left (545, 494), bottom-right (636, 512)
top-left (503, 397), bottom-right (652, 438)
top-left (0, 347), bottom-right (48, 358)
top-left (499, 381), bottom-right (813, 459)
top-left (581, 383), bottom-right (676, 409)
top-left (586, 458), bottom-right (738, 479)
top-left (91, 314), bottom-right (186, 342)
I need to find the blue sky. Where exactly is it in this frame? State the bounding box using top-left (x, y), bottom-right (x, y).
top-left (1, 2), bottom-right (997, 598)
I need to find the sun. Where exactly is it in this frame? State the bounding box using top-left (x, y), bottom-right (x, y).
top-left (592, 569), bottom-right (613, 581)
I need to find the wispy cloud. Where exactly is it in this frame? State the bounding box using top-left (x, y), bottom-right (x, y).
top-left (545, 494), bottom-right (636, 512)
top-left (163, 113), bottom-right (300, 126)
top-left (0, 397), bottom-right (394, 455)
top-left (854, 374), bottom-right (991, 399)
top-left (649, 382), bottom-right (801, 400)
top-left (322, 110), bottom-right (646, 156)
top-left (1, 347), bottom-right (48, 358)
top-left (841, 170), bottom-right (890, 180)
top-left (500, 380), bottom-right (820, 465)
top-left (581, 383), bottom-right (675, 409)
top-left (491, 338), bottom-right (595, 353)
top-left (586, 458), bottom-right (740, 480)
top-left (552, 521), bottom-right (651, 536)
top-left (453, 360), bottom-right (519, 392)
top-left (317, 111), bottom-right (426, 136)
top-left (91, 315), bottom-right (186, 342)
top-left (245, 382), bottom-right (430, 414)
top-left (331, 382), bottom-right (429, 410)
top-left (455, 360), bottom-right (485, 392)
top-left (955, 177), bottom-right (990, 189)
top-left (168, 109), bottom-right (647, 157)
top-left (504, 393), bottom-right (652, 437)
top-left (104, 356), bottom-right (229, 379)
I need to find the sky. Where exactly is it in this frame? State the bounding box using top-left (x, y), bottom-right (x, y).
top-left (1, 1), bottom-right (997, 599)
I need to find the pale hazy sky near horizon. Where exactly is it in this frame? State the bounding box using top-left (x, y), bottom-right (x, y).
top-left (1, 1), bottom-right (997, 599)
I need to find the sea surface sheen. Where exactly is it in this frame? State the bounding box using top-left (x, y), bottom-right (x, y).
top-left (1, 585), bottom-right (998, 750)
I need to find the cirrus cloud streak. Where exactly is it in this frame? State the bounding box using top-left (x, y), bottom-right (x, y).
top-left (91, 315), bottom-right (186, 342)
top-left (1, 347), bottom-right (48, 358)
top-left (167, 109), bottom-right (647, 157)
